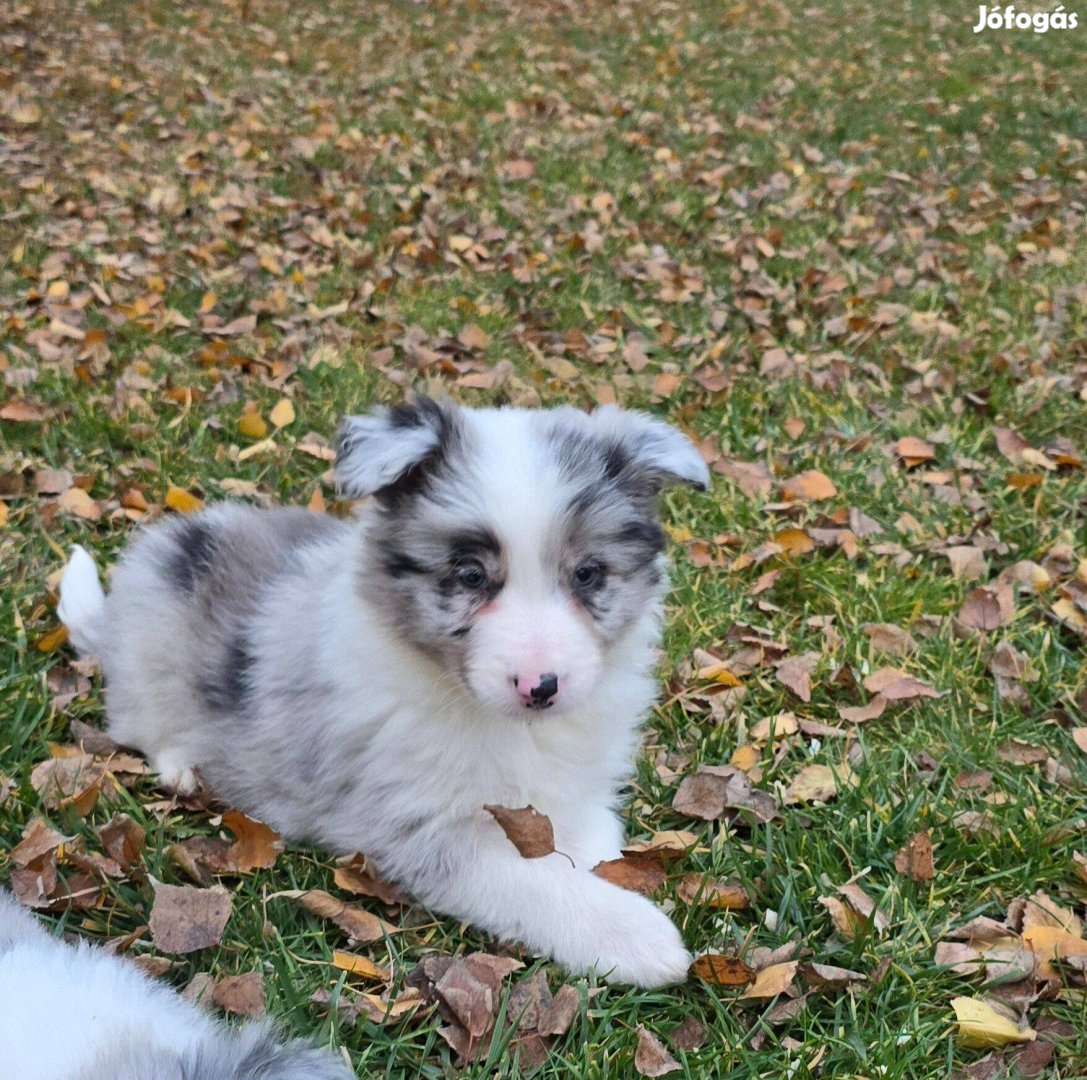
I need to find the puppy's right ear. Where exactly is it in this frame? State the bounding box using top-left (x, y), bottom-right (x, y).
top-left (335, 397), bottom-right (458, 499)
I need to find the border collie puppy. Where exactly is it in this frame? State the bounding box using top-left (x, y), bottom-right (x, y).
top-left (59, 398), bottom-right (708, 987)
top-left (0, 890), bottom-right (351, 1080)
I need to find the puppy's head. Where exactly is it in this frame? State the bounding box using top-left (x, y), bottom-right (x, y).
top-left (337, 397), bottom-right (708, 717)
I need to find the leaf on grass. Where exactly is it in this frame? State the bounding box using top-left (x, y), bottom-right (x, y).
top-left (863, 623), bottom-right (917, 656)
top-left (783, 762), bottom-right (856, 805)
top-left (959, 584), bottom-right (1016, 630)
top-left (97, 813), bottom-right (146, 870)
top-left (800, 963), bottom-right (866, 991)
top-left (268, 397), bottom-right (295, 428)
top-left (238, 412), bottom-right (268, 439)
top-left (861, 666), bottom-right (944, 700)
top-left (222, 809), bottom-right (282, 872)
top-left (896, 437), bottom-right (935, 467)
top-left (212, 972), bottom-right (266, 1017)
top-left (951, 996), bottom-right (1036, 1049)
top-left (165, 486), bottom-right (204, 513)
top-left (672, 765), bottom-right (777, 824)
top-left (689, 953), bottom-right (755, 986)
top-left (894, 829), bottom-right (935, 882)
top-left (285, 889), bottom-right (397, 943)
top-left (838, 696), bottom-right (888, 723)
top-left (780, 469), bottom-right (837, 502)
top-left (775, 651), bottom-right (819, 702)
top-left (485, 804), bottom-right (555, 858)
top-left (676, 873), bottom-right (749, 910)
top-left (634, 1026), bottom-right (680, 1077)
top-left (1071, 728), bottom-right (1087, 755)
top-left (149, 881), bottom-right (232, 954)
top-left (333, 854), bottom-right (409, 906)
top-left (820, 881), bottom-right (889, 940)
top-left (332, 949), bottom-right (391, 982)
top-left (740, 960), bottom-right (799, 999)
top-left (946, 545), bottom-right (988, 582)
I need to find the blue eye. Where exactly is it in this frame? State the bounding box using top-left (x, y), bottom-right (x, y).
top-left (456, 561), bottom-right (486, 589)
top-left (573, 561), bottom-right (603, 589)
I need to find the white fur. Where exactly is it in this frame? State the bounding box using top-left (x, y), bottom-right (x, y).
top-left (59, 403), bottom-right (705, 987)
top-left (57, 545), bottom-right (106, 657)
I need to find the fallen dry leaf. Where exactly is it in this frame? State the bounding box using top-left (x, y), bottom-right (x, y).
top-left (332, 949), bottom-right (392, 981)
top-left (285, 889), bottom-right (397, 944)
top-left (780, 469), bottom-right (837, 502)
top-left (676, 873), bottom-right (750, 910)
top-left (689, 953), bottom-right (755, 986)
top-left (212, 972), bottom-right (266, 1017)
top-left (952, 996), bottom-right (1037, 1049)
top-left (149, 881), bottom-right (232, 954)
top-left (783, 762), bottom-right (856, 805)
top-left (672, 765), bottom-right (777, 824)
top-left (740, 960), bottom-right (799, 999)
top-left (485, 805), bottom-right (556, 858)
top-left (634, 1026), bottom-right (681, 1077)
top-left (222, 809), bottom-right (282, 872)
top-left (894, 829), bottom-right (935, 882)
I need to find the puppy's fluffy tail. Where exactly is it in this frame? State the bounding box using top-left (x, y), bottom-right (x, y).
top-left (58, 545), bottom-right (106, 658)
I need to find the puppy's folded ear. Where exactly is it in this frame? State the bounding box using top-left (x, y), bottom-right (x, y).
top-left (590, 405), bottom-right (710, 492)
top-left (335, 396), bottom-right (458, 499)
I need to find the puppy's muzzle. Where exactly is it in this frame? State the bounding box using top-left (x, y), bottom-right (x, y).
top-left (513, 673), bottom-right (559, 709)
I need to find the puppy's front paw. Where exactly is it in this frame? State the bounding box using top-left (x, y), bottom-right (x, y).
top-left (584, 888), bottom-right (691, 988)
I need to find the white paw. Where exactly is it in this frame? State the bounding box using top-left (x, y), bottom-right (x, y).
top-left (154, 758), bottom-right (199, 796)
top-left (582, 889), bottom-right (691, 988)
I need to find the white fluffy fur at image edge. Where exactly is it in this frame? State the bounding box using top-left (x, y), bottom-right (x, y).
top-left (57, 399), bottom-right (710, 988)
top-left (0, 890), bottom-right (352, 1080)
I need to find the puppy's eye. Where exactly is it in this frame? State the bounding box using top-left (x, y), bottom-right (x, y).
top-left (455, 561), bottom-right (487, 589)
top-left (572, 560), bottom-right (604, 590)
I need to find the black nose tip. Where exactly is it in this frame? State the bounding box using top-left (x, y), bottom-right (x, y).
top-left (530, 673), bottom-right (559, 705)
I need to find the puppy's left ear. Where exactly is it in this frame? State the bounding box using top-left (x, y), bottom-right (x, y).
top-left (335, 396), bottom-right (458, 499)
top-left (591, 406), bottom-right (710, 492)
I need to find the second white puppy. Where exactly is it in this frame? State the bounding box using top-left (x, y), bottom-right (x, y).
top-left (60, 398), bottom-right (709, 987)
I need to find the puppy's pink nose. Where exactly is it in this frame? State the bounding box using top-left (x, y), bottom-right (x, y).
top-left (512, 672), bottom-right (559, 709)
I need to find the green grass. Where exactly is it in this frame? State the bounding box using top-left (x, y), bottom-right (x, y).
top-left (2, 0), bottom-right (1086, 1076)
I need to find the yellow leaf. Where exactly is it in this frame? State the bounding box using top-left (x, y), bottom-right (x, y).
top-left (951, 996), bottom-right (1036, 1049)
top-left (448, 234), bottom-right (473, 252)
top-left (268, 398), bottom-right (295, 429)
top-left (238, 413), bottom-right (268, 439)
top-left (740, 960), bottom-right (798, 999)
top-left (331, 950), bottom-right (390, 981)
top-left (10, 103), bottom-right (41, 125)
top-left (36, 624), bottom-right (69, 653)
top-left (0, 501), bottom-right (10, 526)
top-left (165, 487), bottom-right (204, 514)
top-left (730, 743), bottom-right (761, 771)
top-left (772, 528), bottom-right (815, 555)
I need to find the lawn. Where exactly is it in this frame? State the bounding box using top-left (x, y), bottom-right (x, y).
top-left (2, 0), bottom-right (1086, 1076)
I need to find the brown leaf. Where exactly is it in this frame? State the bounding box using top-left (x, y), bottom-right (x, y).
top-left (959, 584), bottom-right (1016, 630)
top-left (149, 881), bottom-right (232, 954)
top-left (211, 972), bottom-right (266, 1017)
top-left (457, 323), bottom-right (489, 351)
top-left (838, 695), bottom-right (888, 723)
top-left (893, 829), bottom-right (935, 882)
top-left (689, 953), bottom-right (755, 986)
top-left (863, 623), bottom-right (917, 656)
top-left (783, 763), bottom-right (856, 804)
top-left (946, 545), bottom-right (988, 582)
top-left (485, 804), bottom-right (555, 859)
top-left (222, 809), bottom-right (282, 872)
top-left (1071, 728), bottom-right (1087, 755)
top-left (593, 850), bottom-right (667, 895)
top-left (780, 469), bottom-right (837, 502)
top-left (634, 1026), bottom-right (680, 1077)
top-left (775, 651), bottom-right (819, 702)
top-left (896, 437), bottom-right (935, 467)
top-left (676, 874), bottom-right (750, 910)
top-left (861, 667), bottom-right (943, 700)
top-left (97, 813), bottom-right (146, 870)
top-left (739, 960), bottom-right (799, 999)
top-left (800, 963), bottom-right (866, 991)
top-left (286, 889), bottom-right (397, 944)
top-left (10, 818), bottom-right (70, 869)
top-left (994, 426), bottom-right (1031, 462)
top-left (672, 765), bottom-right (777, 824)
top-left (538, 984), bottom-right (580, 1036)
top-left (333, 854), bottom-right (409, 906)
top-left (0, 400), bottom-right (48, 422)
